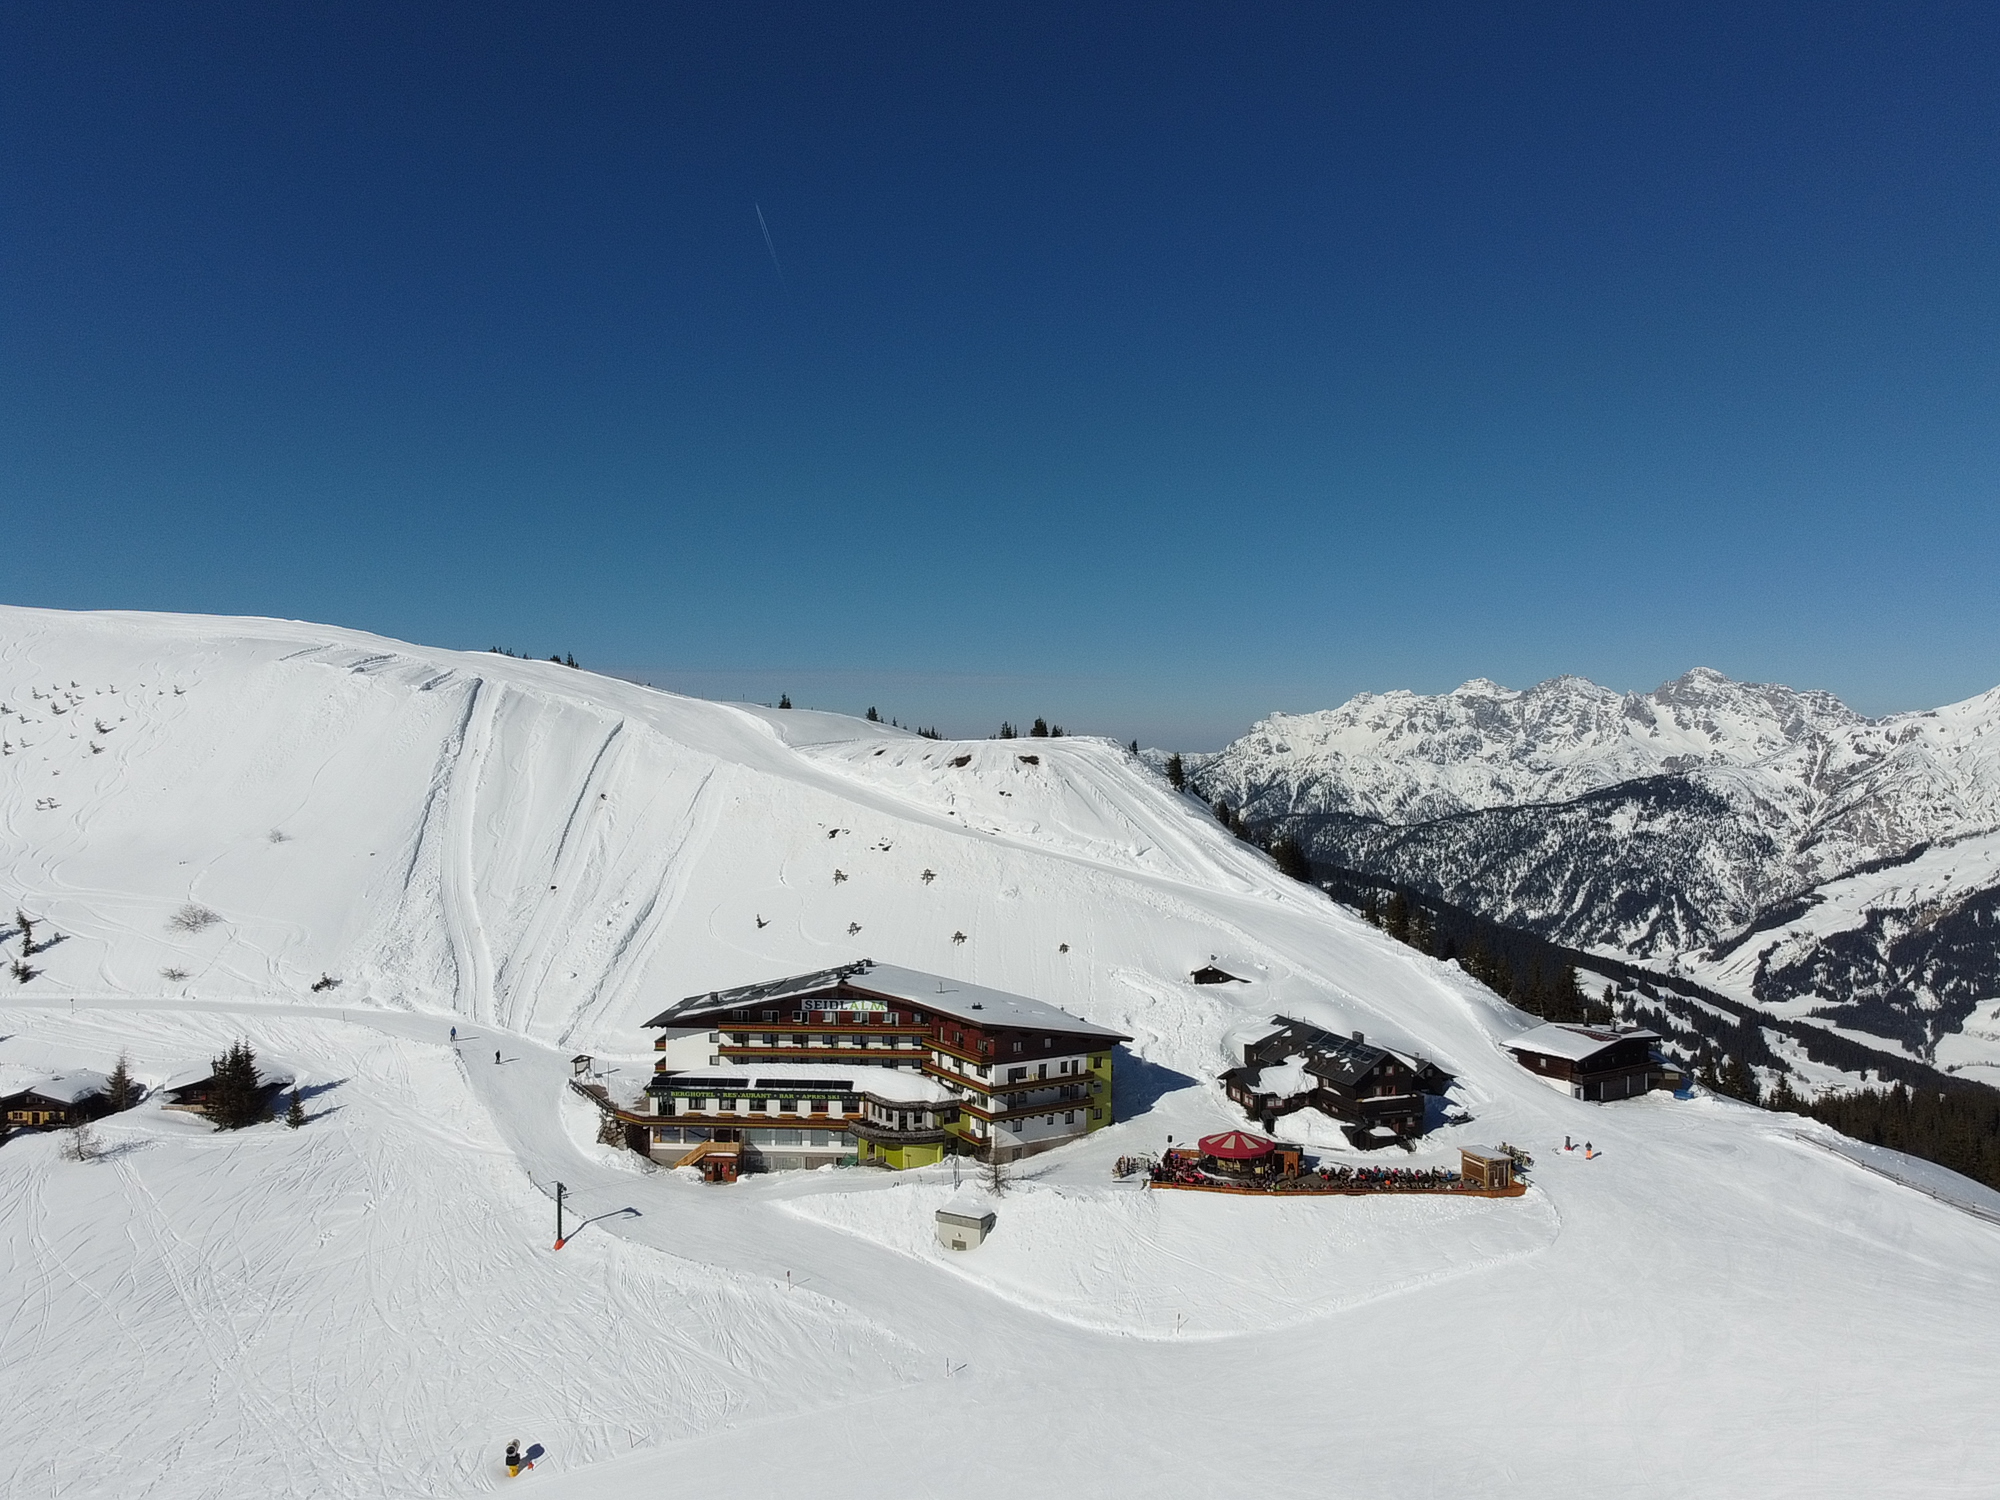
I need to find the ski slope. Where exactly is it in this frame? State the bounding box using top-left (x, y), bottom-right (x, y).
top-left (1, 607), bottom-right (1996, 1498)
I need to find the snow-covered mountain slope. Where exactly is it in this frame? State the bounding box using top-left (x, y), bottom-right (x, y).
top-left (1682, 829), bottom-right (2000, 1055)
top-left (1196, 668), bottom-right (2000, 969)
top-left (3, 608), bottom-right (1999, 1498)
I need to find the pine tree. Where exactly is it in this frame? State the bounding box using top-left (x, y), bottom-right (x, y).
top-left (1129, 740), bottom-right (1139, 755)
top-left (1270, 837), bottom-right (1311, 882)
top-left (866, 707), bottom-right (880, 722)
top-left (997, 721), bottom-right (1016, 739)
top-left (778, 694), bottom-right (792, 710)
top-left (15, 908), bottom-right (33, 956)
top-left (1363, 890), bottom-right (1381, 927)
top-left (208, 1041), bottom-right (265, 1131)
top-left (1766, 1072), bottom-right (1802, 1114)
top-left (1030, 718), bottom-right (1049, 738)
top-left (285, 1089), bottom-right (306, 1129)
top-left (1165, 753), bottom-right (1185, 792)
top-left (1696, 1051), bottom-right (1722, 1093)
top-left (1720, 1053), bottom-right (1760, 1106)
top-left (1212, 797), bottom-right (1231, 826)
top-left (1384, 891), bottom-right (1411, 945)
top-left (105, 1053), bottom-right (135, 1113)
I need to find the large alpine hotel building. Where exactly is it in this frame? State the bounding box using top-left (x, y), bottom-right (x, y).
top-left (644, 960), bottom-right (1129, 1172)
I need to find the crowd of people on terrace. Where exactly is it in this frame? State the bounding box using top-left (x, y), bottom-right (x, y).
top-left (1135, 1152), bottom-right (1470, 1192)
top-left (1281, 1163), bottom-right (1461, 1191)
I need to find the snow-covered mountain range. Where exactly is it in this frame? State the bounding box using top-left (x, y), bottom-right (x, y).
top-left (1194, 669), bottom-right (2000, 1058)
top-left (3, 609), bottom-right (1998, 1497)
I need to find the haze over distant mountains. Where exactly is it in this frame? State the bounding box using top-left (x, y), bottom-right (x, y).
top-left (1191, 669), bottom-right (2000, 1063)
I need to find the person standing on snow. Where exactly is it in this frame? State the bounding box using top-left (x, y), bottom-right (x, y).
top-left (506, 1439), bottom-right (522, 1476)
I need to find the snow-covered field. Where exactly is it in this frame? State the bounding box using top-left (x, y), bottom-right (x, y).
top-left (2, 607), bottom-right (1996, 1497)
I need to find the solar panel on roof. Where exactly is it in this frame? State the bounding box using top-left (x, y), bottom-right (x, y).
top-left (755, 1078), bottom-right (852, 1092)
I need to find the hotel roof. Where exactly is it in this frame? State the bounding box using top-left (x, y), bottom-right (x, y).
top-left (643, 959), bottom-right (1130, 1042)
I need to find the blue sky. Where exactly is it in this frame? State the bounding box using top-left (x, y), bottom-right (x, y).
top-left (4, 4), bottom-right (1998, 746)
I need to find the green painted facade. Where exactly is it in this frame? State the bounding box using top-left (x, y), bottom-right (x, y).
top-left (857, 1136), bottom-right (948, 1170)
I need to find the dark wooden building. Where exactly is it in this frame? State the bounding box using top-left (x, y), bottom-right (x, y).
top-left (1, 1070), bottom-right (111, 1128)
top-left (1504, 1023), bottom-right (1669, 1101)
top-left (1223, 1016), bottom-right (1456, 1147)
top-left (161, 1060), bottom-right (296, 1115)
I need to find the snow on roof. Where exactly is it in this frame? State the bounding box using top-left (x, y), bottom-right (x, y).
top-left (1503, 1023), bottom-right (1661, 1063)
top-left (939, 1186), bottom-right (995, 1222)
top-left (5, 1069), bottom-right (111, 1105)
top-left (1249, 1055), bottom-right (1314, 1098)
top-left (645, 959), bottom-right (1131, 1042)
top-left (652, 1061), bottom-right (954, 1104)
top-left (162, 1060), bottom-right (296, 1092)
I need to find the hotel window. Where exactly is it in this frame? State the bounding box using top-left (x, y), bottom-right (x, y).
top-left (811, 1100), bottom-right (829, 1114)
top-left (779, 1098), bottom-right (797, 1113)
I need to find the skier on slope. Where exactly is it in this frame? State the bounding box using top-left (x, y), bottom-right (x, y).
top-left (506, 1439), bottom-right (522, 1477)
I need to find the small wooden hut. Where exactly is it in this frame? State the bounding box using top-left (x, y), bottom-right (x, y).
top-left (1460, 1146), bottom-right (1514, 1191)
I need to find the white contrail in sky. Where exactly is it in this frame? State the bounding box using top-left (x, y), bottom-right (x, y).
top-left (755, 202), bottom-right (787, 290)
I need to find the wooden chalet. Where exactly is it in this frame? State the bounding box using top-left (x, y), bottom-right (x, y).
top-left (642, 959), bottom-right (1130, 1170)
top-left (1, 1070), bottom-right (112, 1128)
top-left (1223, 1015), bottom-right (1456, 1147)
top-left (161, 1060), bottom-right (296, 1115)
top-left (1504, 1023), bottom-right (1669, 1102)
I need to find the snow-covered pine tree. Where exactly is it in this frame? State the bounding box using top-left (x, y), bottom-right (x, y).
top-left (106, 1053), bottom-right (135, 1112)
top-left (1165, 753), bottom-right (1185, 791)
top-left (286, 1089), bottom-right (306, 1128)
top-left (209, 1041), bottom-right (265, 1131)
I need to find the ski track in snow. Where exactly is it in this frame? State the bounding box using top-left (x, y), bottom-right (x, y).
top-left (0, 608), bottom-right (1997, 1498)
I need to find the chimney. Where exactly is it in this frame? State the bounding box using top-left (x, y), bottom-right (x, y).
top-left (1352, 1031), bottom-right (1364, 1044)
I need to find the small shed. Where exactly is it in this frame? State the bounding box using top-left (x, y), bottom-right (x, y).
top-left (1191, 965), bottom-right (1245, 985)
top-left (936, 1188), bottom-right (997, 1251)
top-left (1460, 1147), bottom-right (1514, 1191)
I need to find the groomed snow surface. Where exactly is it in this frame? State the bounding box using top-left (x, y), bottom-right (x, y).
top-left (1, 608), bottom-right (1996, 1498)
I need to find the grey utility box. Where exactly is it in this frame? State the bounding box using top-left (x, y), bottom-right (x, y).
top-left (936, 1191), bottom-right (997, 1251)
